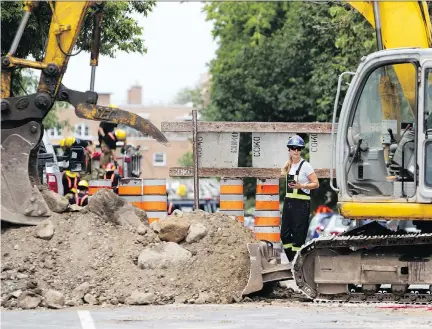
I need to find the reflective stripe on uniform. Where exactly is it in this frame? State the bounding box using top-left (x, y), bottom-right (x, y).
top-left (283, 243), bottom-right (293, 249)
top-left (292, 246), bottom-right (302, 251)
top-left (285, 193), bottom-right (310, 200)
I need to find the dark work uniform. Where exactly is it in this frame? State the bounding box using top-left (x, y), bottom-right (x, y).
top-left (102, 132), bottom-right (118, 150)
top-left (104, 172), bottom-right (120, 194)
top-left (281, 160), bottom-right (312, 262)
top-left (62, 173), bottom-right (79, 196)
top-left (98, 122), bottom-right (117, 147)
top-left (72, 138), bottom-right (89, 149)
top-left (75, 191), bottom-right (89, 207)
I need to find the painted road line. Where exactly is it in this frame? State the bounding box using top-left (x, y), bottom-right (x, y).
top-left (77, 310), bottom-right (96, 329)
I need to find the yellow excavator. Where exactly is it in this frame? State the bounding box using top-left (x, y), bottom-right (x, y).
top-left (243, 1), bottom-right (432, 303)
top-left (1, 1), bottom-right (169, 225)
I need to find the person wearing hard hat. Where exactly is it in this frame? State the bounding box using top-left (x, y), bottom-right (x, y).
top-left (100, 128), bottom-right (127, 169)
top-left (103, 162), bottom-right (120, 194)
top-left (62, 170), bottom-right (80, 202)
top-left (74, 180), bottom-right (89, 207)
top-left (59, 138), bottom-right (66, 151)
top-left (64, 136), bottom-right (94, 180)
top-left (280, 135), bottom-right (319, 263)
top-left (64, 136), bottom-right (93, 154)
top-left (57, 138), bottom-right (67, 157)
top-left (176, 184), bottom-right (187, 197)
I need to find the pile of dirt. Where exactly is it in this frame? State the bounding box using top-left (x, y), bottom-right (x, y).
top-left (1, 189), bottom-right (257, 309)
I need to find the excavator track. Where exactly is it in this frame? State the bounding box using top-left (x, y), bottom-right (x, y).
top-left (292, 231), bottom-right (432, 304)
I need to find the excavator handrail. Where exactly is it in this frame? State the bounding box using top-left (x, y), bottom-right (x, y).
top-left (330, 71), bottom-right (355, 192)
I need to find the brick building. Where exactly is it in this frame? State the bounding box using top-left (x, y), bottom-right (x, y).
top-left (47, 85), bottom-right (194, 179)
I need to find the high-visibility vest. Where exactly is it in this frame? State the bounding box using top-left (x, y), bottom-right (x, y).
top-left (75, 193), bottom-right (89, 206)
top-left (286, 160), bottom-right (310, 200)
top-left (63, 173), bottom-right (78, 193)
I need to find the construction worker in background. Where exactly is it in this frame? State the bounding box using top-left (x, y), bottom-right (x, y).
top-left (64, 136), bottom-right (94, 180)
top-left (62, 170), bottom-right (80, 202)
top-left (104, 162), bottom-right (120, 194)
top-left (100, 129), bottom-right (127, 169)
top-left (64, 136), bottom-right (93, 155)
top-left (74, 180), bottom-right (89, 207)
top-left (280, 135), bottom-right (319, 262)
top-left (98, 104), bottom-right (118, 148)
top-left (176, 184), bottom-right (187, 197)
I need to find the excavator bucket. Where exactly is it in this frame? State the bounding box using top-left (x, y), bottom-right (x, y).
top-left (1, 103), bottom-right (169, 226)
top-left (74, 103), bottom-right (170, 146)
top-left (242, 241), bottom-right (293, 296)
top-left (1, 122), bottom-right (53, 225)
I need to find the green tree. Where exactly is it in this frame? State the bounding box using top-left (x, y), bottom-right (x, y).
top-left (177, 151), bottom-right (194, 167)
top-left (173, 87), bottom-right (195, 105)
top-left (1, 1), bottom-right (155, 60)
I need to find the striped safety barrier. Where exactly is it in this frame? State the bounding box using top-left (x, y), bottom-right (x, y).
top-left (118, 178), bottom-right (167, 224)
top-left (219, 178), bottom-right (244, 223)
top-left (254, 178), bottom-right (281, 252)
top-left (88, 179), bottom-right (112, 196)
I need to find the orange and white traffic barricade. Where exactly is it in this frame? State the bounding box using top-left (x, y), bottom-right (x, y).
top-left (88, 179), bottom-right (112, 196)
top-left (254, 178), bottom-right (281, 252)
top-left (219, 178), bottom-right (244, 223)
top-left (118, 178), bottom-right (167, 224)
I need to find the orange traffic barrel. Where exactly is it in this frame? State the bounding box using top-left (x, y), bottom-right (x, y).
top-left (118, 178), bottom-right (167, 224)
top-left (219, 178), bottom-right (244, 223)
top-left (254, 178), bottom-right (281, 251)
top-left (88, 179), bottom-right (112, 196)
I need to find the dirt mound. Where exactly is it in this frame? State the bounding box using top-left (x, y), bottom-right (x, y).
top-left (1, 190), bottom-right (257, 309)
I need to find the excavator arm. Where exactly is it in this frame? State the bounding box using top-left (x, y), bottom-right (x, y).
top-left (1, 1), bottom-right (168, 225)
top-left (347, 1), bottom-right (432, 112)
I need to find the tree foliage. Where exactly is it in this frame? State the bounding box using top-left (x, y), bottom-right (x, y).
top-left (177, 151), bottom-right (194, 167)
top-left (1, 1), bottom-right (155, 61)
top-left (172, 87), bottom-right (203, 109)
top-left (203, 2), bottom-right (375, 124)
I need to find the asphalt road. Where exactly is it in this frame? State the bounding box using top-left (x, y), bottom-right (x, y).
top-left (2, 302), bottom-right (432, 329)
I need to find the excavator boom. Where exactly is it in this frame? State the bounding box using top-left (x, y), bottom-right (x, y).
top-left (1, 1), bottom-right (168, 225)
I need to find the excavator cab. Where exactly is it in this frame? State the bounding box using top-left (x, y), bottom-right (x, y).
top-left (1, 1), bottom-right (169, 225)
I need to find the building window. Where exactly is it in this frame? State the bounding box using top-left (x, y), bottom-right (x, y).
top-left (47, 127), bottom-right (63, 138)
top-left (75, 123), bottom-right (89, 138)
top-left (153, 152), bottom-right (166, 166)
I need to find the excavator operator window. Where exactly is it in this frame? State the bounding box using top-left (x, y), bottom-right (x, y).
top-left (347, 62), bottom-right (417, 197)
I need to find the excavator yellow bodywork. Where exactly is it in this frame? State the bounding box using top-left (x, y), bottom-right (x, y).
top-left (1, 1), bottom-right (168, 225)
